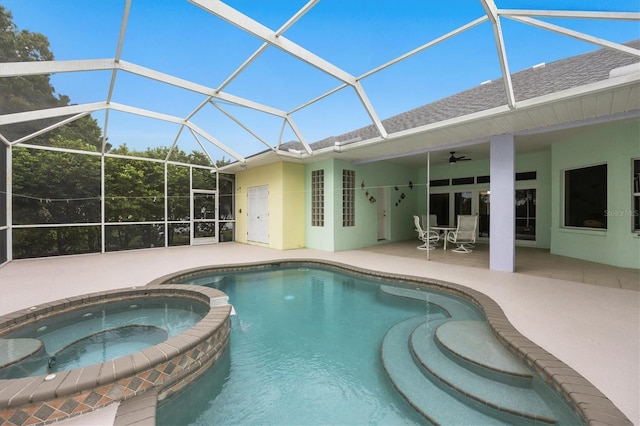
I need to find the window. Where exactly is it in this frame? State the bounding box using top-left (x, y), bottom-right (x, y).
top-left (516, 171), bottom-right (537, 181)
top-left (564, 164), bottom-right (607, 229)
top-left (634, 159), bottom-right (640, 232)
top-left (452, 177), bottom-right (474, 186)
top-left (515, 189), bottom-right (536, 240)
top-left (430, 193), bottom-right (450, 226)
top-left (454, 191), bottom-right (472, 223)
top-left (342, 170), bottom-right (355, 227)
top-left (311, 170), bottom-right (324, 227)
top-left (430, 179), bottom-right (450, 187)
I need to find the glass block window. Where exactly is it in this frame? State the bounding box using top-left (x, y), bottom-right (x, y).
top-left (311, 170), bottom-right (324, 227)
top-left (342, 169), bottom-right (355, 227)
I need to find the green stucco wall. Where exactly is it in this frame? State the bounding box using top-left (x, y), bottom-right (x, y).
top-left (305, 159), bottom-right (420, 251)
top-left (419, 149), bottom-right (552, 249)
top-left (551, 119), bottom-right (640, 268)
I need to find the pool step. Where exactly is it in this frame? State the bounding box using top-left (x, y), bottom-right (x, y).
top-left (435, 320), bottom-right (532, 385)
top-left (381, 316), bottom-right (511, 425)
top-left (380, 285), bottom-right (482, 320)
top-left (410, 321), bottom-right (557, 424)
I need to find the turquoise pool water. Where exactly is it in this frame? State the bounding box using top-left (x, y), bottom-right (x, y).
top-left (0, 297), bottom-right (207, 379)
top-left (156, 266), bottom-right (581, 425)
top-left (158, 267), bottom-right (459, 425)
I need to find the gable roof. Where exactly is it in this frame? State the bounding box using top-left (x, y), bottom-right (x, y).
top-left (294, 39), bottom-right (640, 153)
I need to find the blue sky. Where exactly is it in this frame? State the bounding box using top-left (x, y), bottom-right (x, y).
top-left (2, 0), bottom-right (639, 162)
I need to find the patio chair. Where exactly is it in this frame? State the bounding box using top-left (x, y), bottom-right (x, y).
top-left (447, 215), bottom-right (478, 253)
top-left (421, 214), bottom-right (438, 228)
top-left (414, 215), bottom-right (439, 250)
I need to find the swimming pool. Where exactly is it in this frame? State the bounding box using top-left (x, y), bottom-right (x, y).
top-left (155, 264), bottom-right (583, 425)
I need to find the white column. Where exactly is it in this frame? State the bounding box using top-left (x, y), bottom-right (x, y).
top-left (490, 135), bottom-right (515, 272)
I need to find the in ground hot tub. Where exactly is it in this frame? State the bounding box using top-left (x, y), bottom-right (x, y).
top-left (0, 285), bottom-right (231, 426)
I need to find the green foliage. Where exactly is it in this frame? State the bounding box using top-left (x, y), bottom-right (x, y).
top-left (0, 6), bottom-right (105, 149)
top-left (3, 5), bottom-right (236, 258)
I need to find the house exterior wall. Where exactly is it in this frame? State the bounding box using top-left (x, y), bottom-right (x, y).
top-left (420, 150), bottom-right (552, 249)
top-left (305, 159), bottom-right (419, 251)
top-left (305, 159), bottom-right (336, 251)
top-left (550, 119), bottom-right (640, 268)
top-left (235, 162), bottom-right (305, 250)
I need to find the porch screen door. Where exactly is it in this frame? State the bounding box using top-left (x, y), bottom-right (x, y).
top-left (247, 185), bottom-right (269, 244)
top-left (192, 191), bottom-right (217, 245)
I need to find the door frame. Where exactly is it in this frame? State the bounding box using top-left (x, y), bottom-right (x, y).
top-left (377, 186), bottom-right (389, 241)
top-left (191, 190), bottom-right (217, 245)
top-left (247, 185), bottom-right (269, 244)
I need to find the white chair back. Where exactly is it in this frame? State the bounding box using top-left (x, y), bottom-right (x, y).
top-left (455, 215), bottom-right (478, 242)
top-left (421, 214), bottom-right (438, 228)
top-left (413, 215), bottom-right (423, 232)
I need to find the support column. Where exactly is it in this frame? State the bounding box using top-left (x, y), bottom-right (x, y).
top-left (490, 135), bottom-right (515, 272)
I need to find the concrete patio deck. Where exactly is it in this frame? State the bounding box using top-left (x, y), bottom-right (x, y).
top-left (0, 242), bottom-right (638, 425)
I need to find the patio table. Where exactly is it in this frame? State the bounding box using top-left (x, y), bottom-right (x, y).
top-left (431, 226), bottom-right (456, 250)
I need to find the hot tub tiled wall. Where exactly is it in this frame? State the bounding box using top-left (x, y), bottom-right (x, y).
top-left (0, 285), bottom-right (231, 426)
top-left (152, 259), bottom-right (633, 426)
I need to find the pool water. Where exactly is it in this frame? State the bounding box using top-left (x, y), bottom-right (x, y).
top-left (157, 266), bottom-right (583, 425)
top-left (157, 267), bottom-right (465, 425)
top-left (0, 297), bottom-right (207, 379)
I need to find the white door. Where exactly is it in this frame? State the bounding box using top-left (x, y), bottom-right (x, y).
top-left (377, 186), bottom-right (388, 240)
top-left (247, 185), bottom-right (269, 244)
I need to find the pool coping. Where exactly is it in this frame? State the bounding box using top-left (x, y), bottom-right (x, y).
top-left (147, 258), bottom-right (633, 426)
top-left (0, 285), bottom-right (232, 426)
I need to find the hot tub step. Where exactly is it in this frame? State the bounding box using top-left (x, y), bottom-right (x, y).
top-left (381, 316), bottom-right (512, 425)
top-left (410, 321), bottom-right (557, 424)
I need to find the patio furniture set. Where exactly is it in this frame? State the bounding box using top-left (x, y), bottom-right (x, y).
top-left (414, 214), bottom-right (478, 253)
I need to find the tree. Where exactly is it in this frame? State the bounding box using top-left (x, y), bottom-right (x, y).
top-left (0, 6), bottom-right (104, 150)
top-left (2, 5), bottom-right (232, 257)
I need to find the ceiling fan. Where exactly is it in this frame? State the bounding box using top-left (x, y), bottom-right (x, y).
top-left (448, 151), bottom-right (471, 164)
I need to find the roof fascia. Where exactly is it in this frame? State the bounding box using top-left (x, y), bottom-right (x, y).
top-left (315, 74), bottom-right (640, 161)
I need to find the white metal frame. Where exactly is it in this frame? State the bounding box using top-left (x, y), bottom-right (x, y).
top-left (0, 1), bottom-right (639, 262)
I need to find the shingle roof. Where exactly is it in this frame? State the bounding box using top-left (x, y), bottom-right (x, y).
top-left (280, 39), bottom-right (639, 152)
